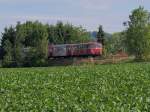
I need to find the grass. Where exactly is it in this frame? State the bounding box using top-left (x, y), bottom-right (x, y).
top-left (1, 63), bottom-right (150, 111)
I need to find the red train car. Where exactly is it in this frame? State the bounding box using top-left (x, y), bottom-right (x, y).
top-left (48, 42), bottom-right (102, 57)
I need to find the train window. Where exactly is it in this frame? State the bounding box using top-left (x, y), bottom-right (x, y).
top-left (81, 44), bottom-right (88, 49)
top-left (96, 44), bottom-right (100, 48)
top-left (97, 44), bottom-right (102, 48)
top-left (89, 44), bottom-right (96, 48)
top-left (77, 45), bottom-right (80, 49)
top-left (85, 44), bottom-right (88, 49)
top-left (78, 44), bottom-right (82, 49)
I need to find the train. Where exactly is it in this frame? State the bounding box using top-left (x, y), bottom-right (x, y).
top-left (48, 42), bottom-right (102, 58)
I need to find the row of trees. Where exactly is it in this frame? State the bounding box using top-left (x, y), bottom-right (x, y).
top-left (100, 6), bottom-right (150, 60)
top-left (104, 32), bottom-right (126, 55)
top-left (125, 6), bottom-right (150, 60)
top-left (0, 6), bottom-right (150, 67)
top-left (1, 21), bottom-right (91, 67)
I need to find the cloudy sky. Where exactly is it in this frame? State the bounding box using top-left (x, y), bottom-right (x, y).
top-left (0, 0), bottom-right (150, 34)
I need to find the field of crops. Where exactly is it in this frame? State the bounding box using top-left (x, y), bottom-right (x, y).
top-left (1, 63), bottom-right (150, 111)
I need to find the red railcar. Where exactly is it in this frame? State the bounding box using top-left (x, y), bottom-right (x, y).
top-left (48, 42), bottom-right (102, 57)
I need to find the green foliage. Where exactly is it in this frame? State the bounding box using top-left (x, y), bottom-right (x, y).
top-left (125, 6), bottom-right (150, 60)
top-left (23, 47), bottom-right (48, 67)
top-left (17, 21), bottom-right (49, 66)
top-left (1, 21), bottom-right (91, 67)
top-left (96, 25), bottom-right (105, 45)
top-left (1, 21), bottom-right (49, 67)
top-left (47, 21), bottom-right (91, 44)
top-left (1, 63), bottom-right (150, 111)
top-left (1, 26), bottom-right (23, 67)
top-left (2, 40), bottom-right (13, 67)
top-left (105, 32), bottom-right (126, 54)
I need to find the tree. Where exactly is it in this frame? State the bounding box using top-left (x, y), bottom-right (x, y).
top-left (1, 26), bottom-right (17, 66)
top-left (96, 25), bottom-right (106, 56)
top-left (17, 21), bottom-right (49, 66)
top-left (0, 21), bottom-right (91, 67)
top-left (105, 32), bottom-right (126, 54)
top-left (2, 40), bottom-right (13, 67)
top-left (124, 6), bottom-right (150, 60)
top-left (47, 21), bottom-right (91, 44)
top-left (1, 21), bottom-right (49, 67)
top-left (1, 23), bottom-right (26, 67)
top-left (96, 25), bottom-right (105, 45)
top-left (14, 22), bottom-right (25, 66)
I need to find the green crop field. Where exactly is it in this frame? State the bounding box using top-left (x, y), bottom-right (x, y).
top-left (1, 63), bottom-right (150, 111)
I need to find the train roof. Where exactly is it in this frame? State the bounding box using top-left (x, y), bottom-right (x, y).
top-left (49, 42), bottom-right (102, 46)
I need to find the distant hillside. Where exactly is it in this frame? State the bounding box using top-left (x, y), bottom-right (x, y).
top-left (90, 31), bottom-right (112, 40)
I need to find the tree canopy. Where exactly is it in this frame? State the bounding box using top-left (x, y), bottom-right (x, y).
top-left (47, 21), bottom-right (91, 44)
top-left (0, 21), bottom-right (91, 67)
top-left (105, 32), bottom-right (126, 55)
top-left (125, 6), bottom-right (150, 60)
top-left (96, 25), bottom-right (105, 45)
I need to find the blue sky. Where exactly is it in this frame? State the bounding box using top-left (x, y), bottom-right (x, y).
top-left (0, 0), bottom-right (150, 35)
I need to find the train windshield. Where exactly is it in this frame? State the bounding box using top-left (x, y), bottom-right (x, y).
top-left (89, 44), bottom-right (96, 48)
top-left (89, 43), bottom-right (102, 48)
top-left (96, 44), bottom-right (102, 48)
top-left (77, 44), bottom-right (88, 49)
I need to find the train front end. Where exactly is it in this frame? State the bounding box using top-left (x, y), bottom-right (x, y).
top-left (88, 42), bottom-right (102, 56)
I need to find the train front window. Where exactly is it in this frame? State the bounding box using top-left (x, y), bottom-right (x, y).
top-left (89, 44), bottom-right (96, 48)
top-left (96, 44), bottom-right (102, 48)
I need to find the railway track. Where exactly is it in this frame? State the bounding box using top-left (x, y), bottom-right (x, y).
top-left (48, 56), bottom-right (129, 66)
